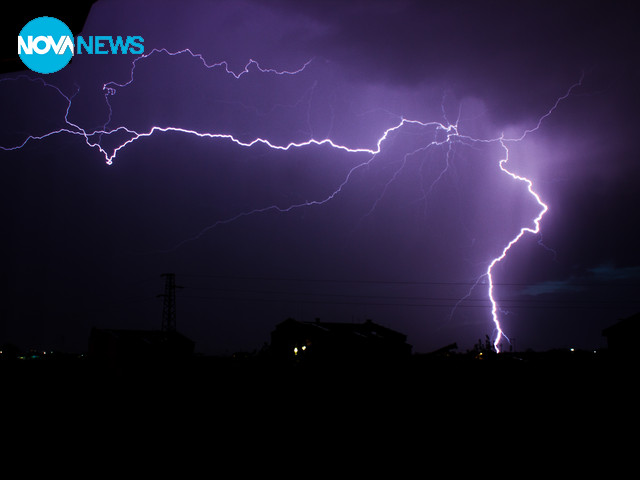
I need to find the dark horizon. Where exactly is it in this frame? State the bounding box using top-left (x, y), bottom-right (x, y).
top-left (1, 295), bottom-right (636, 358)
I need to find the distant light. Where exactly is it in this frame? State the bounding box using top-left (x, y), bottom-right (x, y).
top-left (570, 348), bottom-right (575, 352)
top-left (301, 345), bottom-right (306, 351)
top-left (293, 347), bottom-right (298, 355)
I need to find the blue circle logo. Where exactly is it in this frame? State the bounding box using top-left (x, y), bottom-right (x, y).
top-left (18, 17), bottom-right (74, 74)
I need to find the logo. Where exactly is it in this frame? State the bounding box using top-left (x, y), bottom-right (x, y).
top-left (18, 17), bottom-right (74, 74)
top-left (18, 16), bottom-right (145, 74)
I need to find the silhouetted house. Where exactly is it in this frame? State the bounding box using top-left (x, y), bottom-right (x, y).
top-left (88, 328), bottom-right (195, 366)
top-left (270, 318), bottom-right (412, 365)
top-left (602, 312), bottom-right (640, 358)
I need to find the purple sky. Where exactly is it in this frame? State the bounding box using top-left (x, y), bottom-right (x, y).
top-left (1, 0), bottom-right (638, 355)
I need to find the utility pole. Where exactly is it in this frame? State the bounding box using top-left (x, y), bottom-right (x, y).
top-left (159, 273), bottom-right (181, 332)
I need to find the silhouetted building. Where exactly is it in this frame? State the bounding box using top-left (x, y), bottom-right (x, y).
top-left (602, 312), bottom-right (640, 358)
top-left (88, 327), bottom-right (194, 366)
top-left (270, 318), bottom-right (412, 365)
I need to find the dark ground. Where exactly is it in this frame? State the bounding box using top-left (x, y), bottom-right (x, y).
top-left (2, 349), bottom-right (635, 410)
top-left (1, 349), bottom-right (635, 470)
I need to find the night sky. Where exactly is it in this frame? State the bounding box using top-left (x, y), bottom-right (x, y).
top-left (1, 0), bottom-right (638, 356)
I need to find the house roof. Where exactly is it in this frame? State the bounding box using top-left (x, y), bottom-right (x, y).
top-left (602, 312), bottom-right (640, 337)
top-left (274, 318), bottom-right (409, 344)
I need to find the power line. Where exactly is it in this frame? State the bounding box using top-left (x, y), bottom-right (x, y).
top-left (177, 272), bottom-right (640, 288)
top-left (179, 294), bottom-right (639, 310)
top-left (179, 285), bottom-right (640, 305)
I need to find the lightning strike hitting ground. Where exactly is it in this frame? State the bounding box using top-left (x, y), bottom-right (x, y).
top-left (0, 49), bottom-right (583, 351)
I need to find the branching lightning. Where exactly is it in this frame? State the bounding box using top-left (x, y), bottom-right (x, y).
top-left (0, 48), bottom-right (583, 352)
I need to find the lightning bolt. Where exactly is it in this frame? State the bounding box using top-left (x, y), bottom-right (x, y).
top-left (0, 49), bottom-right (583, 352)
top-left (452, 74), bottom-right (584, 352)
top-left (486, 76), bottom-right (583, 352)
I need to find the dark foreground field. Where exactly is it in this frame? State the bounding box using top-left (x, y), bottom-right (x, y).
top-left (2, 350), bottom-right (636, 467)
